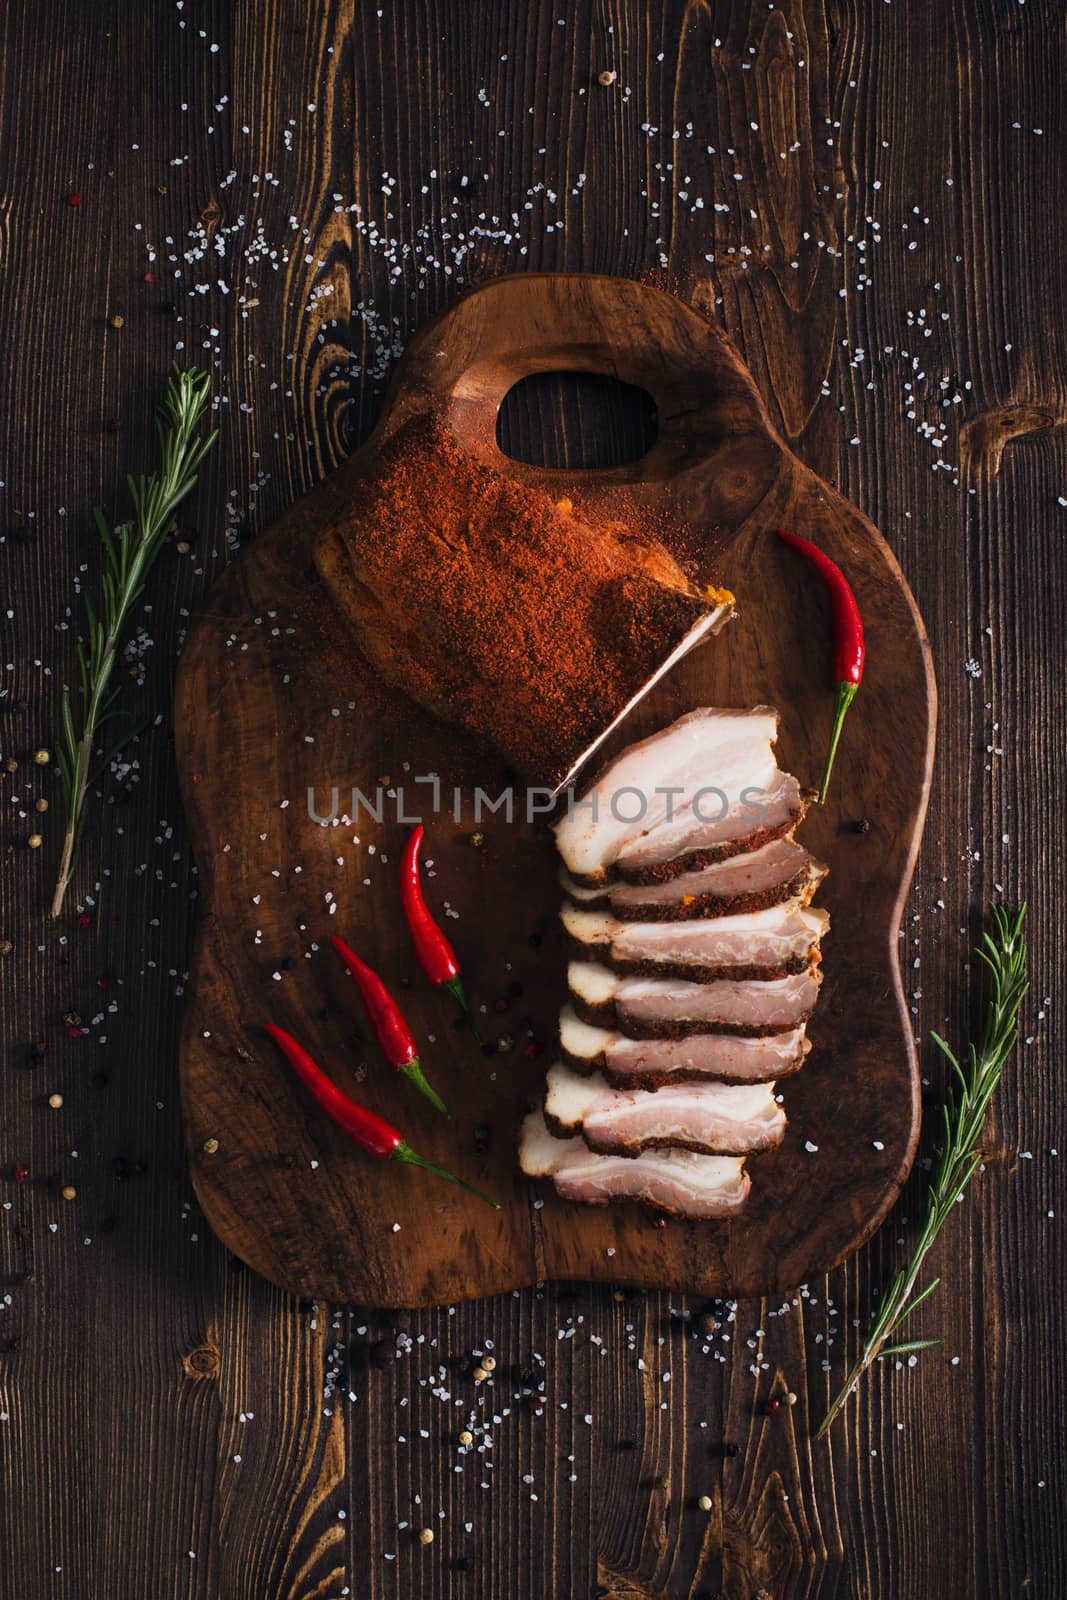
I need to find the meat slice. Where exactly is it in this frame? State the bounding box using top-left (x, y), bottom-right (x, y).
top-left (560, 835), bottom-right (826, 921)
top-left (568, 959), bottom-right (822, 1037)
top-left (519, 1108), bottom-right (751, 1217)
top-left (553, 706), bottom-right (809, 886)
top-left (559, 1005), bottom-right (810, 1087)
top-left (560, 899), bottom-right (828, 981)
top-left (543, 1060), bottom-right (786, 1156)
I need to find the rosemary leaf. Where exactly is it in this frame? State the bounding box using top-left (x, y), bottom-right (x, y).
top-left (816, 903), bottom-right (1029, 1437)
top-left (51, 366), bottom-right (217, 918)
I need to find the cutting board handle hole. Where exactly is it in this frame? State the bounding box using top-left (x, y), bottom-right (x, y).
top-left (496, 372), bottom-right (658, 470)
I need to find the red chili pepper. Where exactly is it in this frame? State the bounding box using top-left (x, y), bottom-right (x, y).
top-left (329, 934), bottom-right (449, 1115)
top-left (776, 528), bottom-right (865, 805)
top-left (400, 824), bottom-right (481, 1041)
top-left (264, 1025), bottom-right (498, 1206)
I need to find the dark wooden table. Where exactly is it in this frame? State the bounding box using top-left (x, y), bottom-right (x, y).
top-left (1, 3), bottom-right (1063, 1596)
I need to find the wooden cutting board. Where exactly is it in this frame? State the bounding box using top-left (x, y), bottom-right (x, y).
top-left (175, 274), bottom-right (935, 1307)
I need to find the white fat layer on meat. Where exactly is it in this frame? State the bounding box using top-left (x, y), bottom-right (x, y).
top-left (568, 960), bottom-right (822, 1029)
top-left (519, 1108), bottom-right (751, 1215)
top-left (559, 1006), bottom-right (808, 1080)
top-left (553, 706), bottom-right (799, 880)
top-left (560, 899), bottom-right (829, 969)
top-left (560, 834), bottom-right (824, 912)
top-left (544, 1061), bottom-right (786, 1152)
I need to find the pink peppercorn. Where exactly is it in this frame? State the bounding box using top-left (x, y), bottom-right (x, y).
top-left (67, 192), bottom-right (81, 207)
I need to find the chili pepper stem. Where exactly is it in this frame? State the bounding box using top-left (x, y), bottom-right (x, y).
top-left (818, 679), bottom-right (859, 805)
top-left (401, 1058), bottom-right (451, 1117)
top-left (393, 1142), bottom-right (500, 1208)
top-left (442, 975), bottom-right (482, 1044)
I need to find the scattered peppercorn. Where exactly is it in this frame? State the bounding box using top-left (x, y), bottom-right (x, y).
top-left (469, 831), bottom-right (485, 848)
top-left (61, 1185), bottom-right (76, 1201)
top-left (652, 1215), bottom-right (668, 1229)
top-left (27, 834), bottom-right (43, 849)
top-left (4, 757), bottom-right (18, 773)
top-left (418, 1529), bottom-right (435, 1546)
top-left (13, 1163), bottom-right (28, 1182)
top-left (458, 1429), bottom-right (473, 1447)
top-left (697, 1494), bottom-right (713, 1512)
top-left (653, 1475), bottom-right (670, 1493)
top-left (472, 1365), bottom-right (489, 1383)
top-left (76, 913), bottom-right (91, 929)
top-left (597, 69), bottom-right (618, 85)
top-left (482, 1356), bottom-right (496, 1372)
top-left (764, 1396), bottom-right (782, 1416)
top-left (109, 314), bottom-right (125, 329)
top-left (202, 1137), bottom-right (219, 1155)
top-left (32, 748), bottom-right (50, 765)
top-left (495, 1034), bottom-right (513, 1054)
top-left (847, 818), bottom-right (871, 834)
top-left (175, 539), bottom-right (191, 554)
top-left (786, 1391), bottom-right (797, 1407)
top-left (35, 798), bottom-right (48, 813)
top-left (0, 940), bottom-right (12, 956)
top-left (62, 1011), bottom-right (82, 1028)
top-left (48, 1092), bottom-right (64, 1109)
top-left (67, 192), bottom-right (82, 207)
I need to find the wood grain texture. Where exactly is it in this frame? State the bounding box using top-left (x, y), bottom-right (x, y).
top-left (0, 1), bottom-right (1064, 1597)
top-left (174, 271), bottom-right (933, 1307)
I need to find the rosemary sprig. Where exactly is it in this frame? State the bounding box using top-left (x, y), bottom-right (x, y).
top-left (817, 903), bottom-right (1029, 1437)
top-left (51, 366), bottom-right (217, 918)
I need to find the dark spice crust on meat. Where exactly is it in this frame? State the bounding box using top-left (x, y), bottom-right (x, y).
top-left (568, 990), bottom-right (822, 1039)
top-left (541, 1104), bottom-right (786, 1157)
top-left (558, 1036), bottom-right (811, 1089)
top-left (314, 412), bottom-right (729, 791)
top-left (562, 862), bottom-right (825, 922)
top-left (561, 930), bottom-right (821, 984)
